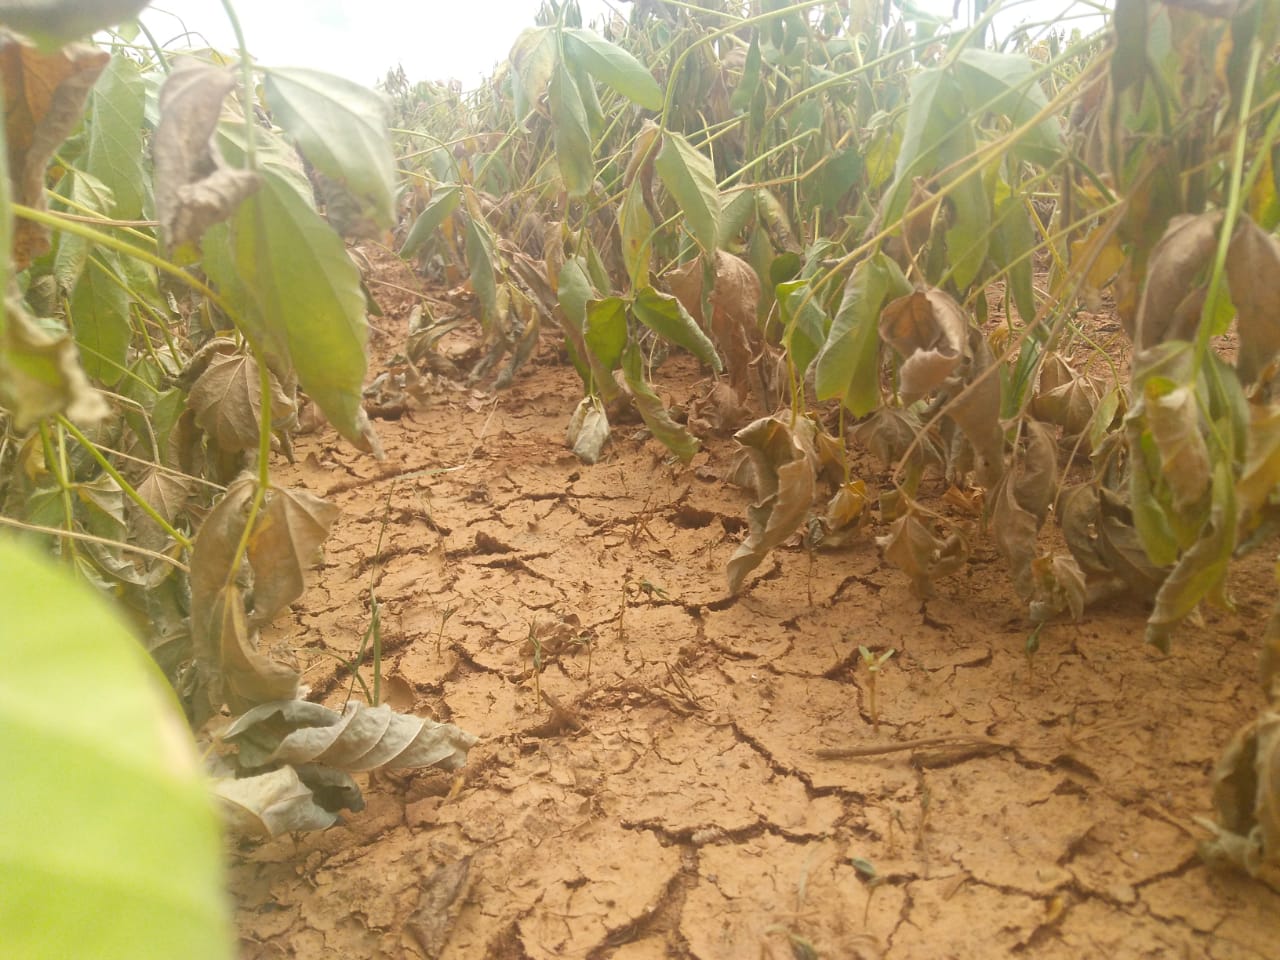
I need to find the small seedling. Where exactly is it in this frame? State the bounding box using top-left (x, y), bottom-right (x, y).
top-left (858, 645), bottom-right (896, 731)
top-left (526, 620), bottom-right (544, 703)
top-left (850, 857), bottom-right (884, 925)
top-left (436, 604), bottom-right (458, 658)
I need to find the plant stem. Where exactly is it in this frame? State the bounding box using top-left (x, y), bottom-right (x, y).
top-left (218, 0), bottom-right (258, 171)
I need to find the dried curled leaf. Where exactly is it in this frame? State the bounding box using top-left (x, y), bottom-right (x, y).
top-left (246, 486), bottom-right (340, 627)
top-left (991, 420), bottom-right (1057, 604)
top-left (1031, 355), bottom-right (1101, 437)
top-left (153, 62), bottom-right (262, 251)
top-left (212, 765), bottom-right (351, 837)
top-left (1131, 212), bottom-right (1221, 349)
top-left (876, 510), bottom-right (968, 598)
top-left (1200, 711), bottom-right (1280, 893)
top-left (0, 293), bottom-right (107, 429)
top-left (225, 699), bottom-right (477, 773)
top-left (188, 477), bottom-right (338, 721)
top-left (880, 288), bottom-right (966, 400)
top-left (566, 394), bottom-right (610, 464)
top-left (669, 250), bottom-right (763, 403)
top-left (1142, 378), bottom-right (1211, 513)
top-left (0, 37), bottom-right (108, 268)
top-left (726, 415), bottom-right (818, 594)
top-left (1227, 217), bottom-right (1280, 389)
top-left (187, 351), bottom-right (295, 453)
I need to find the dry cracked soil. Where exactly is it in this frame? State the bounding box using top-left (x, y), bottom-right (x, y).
top-left (230, 252), bottom-right (1280, 959)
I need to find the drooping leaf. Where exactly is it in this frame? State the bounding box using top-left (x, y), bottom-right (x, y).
top-left (225, 699), bottom-right (477, 773)
top-left (548, 58), bottom-right (594, 197)
top-left (245, 486), bottom-right (340, 627)
top-left (152, 62), bottom-right (262, 253)
top-left (621, 342), bottom-right (700, 463)
top-left (989, 194), bottom-right (1037, 324)
top-left (262, 67), bottom-right (396, 237)
top-left (84, 52), bottom-right (145, 220)
top-left (0, 538), bottom-right (233, 960)
top-left (212, 174), bottom-right (368, 446)
top-left (632, 286), bottom-right (722, 372)
top-left (398, 185), bottom-right (459, 260)
top-left (1143, 377), bottom-right (1212, 512)
top-left (563, 27), bottom-right (662, 110)
top-left (814, 253), bottom-right (912, 416)
top-left (0, 37), bottom-right (109, 267)
top-left (727, 415), bottom-right (819, 593)
top-left (1147, 461), bottom-right (1236, 651)
top-left (655, 131), bottom-right (722, 255)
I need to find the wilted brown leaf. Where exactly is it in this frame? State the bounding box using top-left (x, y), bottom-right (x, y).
top-left (0, 293), bottom-right (107, 429)
top-left (153, 62), bottom-right (262, 251)
top-left (187, 351), bottom-right (295, 453)
top-left (225, 699), bottom-right (478, 773)
top-left (992, 420), bottom-right (1058, 602)
top-left (212, 766), bottom-right (341, 837)
top-left (726, 415), bottom-right (819, 594)
top-left (1201, 710), bottom-right (1280, 893)
top-left (566, 394), bottom-right (610, 464)
top-left (1029, 553), bottom-right (1087, 622)
top-left (1032, 355), bottom-right (1101, 436)
top-left (876, 510), bottom-right (967, 597)
top-left (1132, 212), bottom-right (1221, 349)
top-left (246, 486), bottom-right (340, 627)
top-left (0, 36), bottom-right (108, 267)
top-left (1227, 217), bottom-right (1280, 389)
top-left (669, 250), bottom-right (763, 404)
top-left (945, 326), bottom-right (1006, 488)
top-left (211, 584), bottom-right (300, 716)
top-left (880, 289), bottom-right (966, 400)
top-left (1143, 379), bottom-right (1211, 513)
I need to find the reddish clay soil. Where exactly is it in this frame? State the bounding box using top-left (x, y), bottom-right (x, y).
top-left (230, 253), bottom-right (1280, 959)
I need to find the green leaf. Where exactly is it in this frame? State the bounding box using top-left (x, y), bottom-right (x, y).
top-left (814, 253), bottom-right (912, 416)
top-left (884, 68), bottom-right (965, 224)
top-left (777, 279), bottom-right (828, 378)
top-left (208, 173), bottom-right (368, 445)
top-left (0, 538), bottom-right (233, 960)
top-left (655, 131), bottom-right (722, 255)
top-left (463, 211), bottom-right (498, 329)
top-left (990, 193), bottom-right (1037, 324)
top-left (632, 286), bottom-right (722, 372)
top-left (953, 49), bottom-right (1062, 161)
top-left (85, 54), bottom-right (145, 221)
top-left (585, 296), bottom-right (628, 370)
top-left (619, 180), bottom-right (653, 290)
top-left (53, 169), bottom-right (115, 294)
top-left (398, 186), bottom-right (459, 260)
top-left (509, 26), bottom-right (557, 122)
top-left (69, 255), bottom-right (130, 386)
top-left (262, 67), bottom-right (396, 234)
top-left (548, 59), bottom-right (595, 197)
top-left (621, 343), bottom-right (700, 463)
top-left (563, 27), bottom-right (663, 111)
top-left (729, 33), bottom-right (762, 114)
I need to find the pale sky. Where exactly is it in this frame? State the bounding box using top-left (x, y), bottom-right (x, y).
top-left (138, 0), bottom-right (1104, 89)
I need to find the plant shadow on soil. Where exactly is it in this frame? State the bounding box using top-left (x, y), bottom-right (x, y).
top-left (231, 252), bottom-right (1280, 959)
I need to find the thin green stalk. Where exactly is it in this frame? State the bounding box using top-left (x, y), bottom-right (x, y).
top-left (0, 515), bottom-right (189, 571)
top-left (57, 415), bottom-right (193, 551)
top-left (12, 204), bottom-right (233, 314)
top-left (218, 0), bottom-right (257, 171)
top-left (221, 348), bottom-right (275, 595)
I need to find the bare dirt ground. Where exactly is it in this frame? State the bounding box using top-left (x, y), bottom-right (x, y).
top-left (230, 254), bottom-right (1280, 959)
